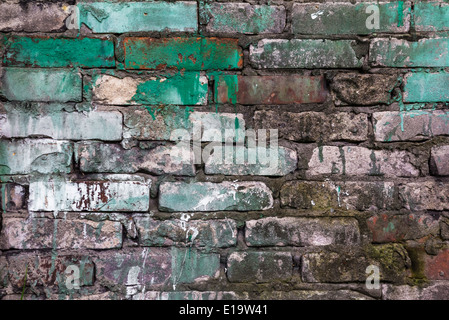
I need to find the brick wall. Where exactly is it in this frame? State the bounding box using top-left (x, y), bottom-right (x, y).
top-left (0, 0), bottom-right (449, 300)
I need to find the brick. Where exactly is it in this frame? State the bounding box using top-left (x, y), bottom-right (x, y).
top-left (280, 180), bottom-right (399, 211)
top-left (76, 142), bottom-right (195, 176)
top-left (307, 146), bottom-right (420, 177)
top-left (0, 256), bottom-right (7, 289)
top-left (301, 244), bottom-right (410, 283)
top-left (374, 111), bottom-right (449, 142)
top-left (292, 2), bottom-right (410, 35)
top-left (245, 217), bottom-right (360, 247)
top-left (0, 139), bottom-right (73, 175)
top-left (0, 104), bottom-right (122, 141)
top-left (124, 37), bottom-right (242, 70)
top-left (414, 1), bottom-right (449, 32)
top-left (1, 68), bottom-right (82, 102)
top-left (214, 75), bottom-right (327, 105)
top-left (159, 181), bottom-right (273, 212)
top-left (431, 145), bottom-right (449, 176)
top-left (204, 146), bottom-right (297, 176)
top-left (226, 251), bottom-right (292, 283)
top-left (96, 248), bottom-right (220, 287)
top-left (423, 249), bottom-right (449, 280)
top-left (0, 218), bottom-right (122, 250)
top-left (367, 213), bottom-right (440, 243)
top-left (250, 39), bottom-right (363, 69)
top-left (4, 36), bottom-right (115, 68)
top-left (259, 290), bottom-right (373, 300)
top-left (0, 183), bottom-right (26, 211)
top-left (6, 254), bottom-right (94, 290)
top-left (78, 1), bottom-right (197, 33)
top-left (29, 179), bottom-right (150, 212)
top-left (330, 73), bottom-right (399, 105)
top-left (382, 282), bottom-right (449, 300)
top-left (403, 72), bottom-right (449, 103)
top-left (400, 182), bottom-right (449, 211)
top-left (92, 73), bottom-right (207, 105)
top-left (135, 291), bottom-right (242, 300)
top-left (254, 111), bottom-right (368, 142)
top-left (0, 2), bottom-right (70, 32)
top-left (123, 107), bottom-right (245, 142)
top-left (370, 38), bottom-right (449, 67)
top-left (202, 3), bottom-right (286, 34)
top-left (134, 217), bottom-right (237, 248)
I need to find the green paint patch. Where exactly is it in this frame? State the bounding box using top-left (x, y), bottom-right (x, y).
top-left (4, 36), bottom-right (115, 68)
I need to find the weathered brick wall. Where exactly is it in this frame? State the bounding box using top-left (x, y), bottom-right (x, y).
top-left (0, 0), bottom-right (449, 300)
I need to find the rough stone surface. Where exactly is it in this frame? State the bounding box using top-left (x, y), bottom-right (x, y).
top-left (0, 2), bottom-right (70, 32)
top-left (374, 111), bottom-right (449, 142)
top-left (399, 182), bottom-right (449, 211)
top-left (0, 218), bottom-right (122, 250)
top-left (431, 145), bottom-right (449, 176)
top-left (254, 111), bottom-right (368, 142)
top-left (367, 213), bottom-right (440, 243)
top-left (307, 146), bottom-right (420, 178)
top-left (245, 217), bottom-right (360, 247)
top-left (301, 245), bottom-right (411, 283)
top-left (0, 183), bottom-right (27, 211)
top-left (134, 217), bottom-right (237, 248)
top-left (76, 142), bottom-right (195, 176)
top-left (330, 73), bottom-right (399, 105)
top-left (202, 3), bottom-right (286, 34)
top-left (226, 251), bottom-right (292, 283)
top-left (250, 39), bottom-right (363, 69)
top-left (280, 180), bottom-right (399, 211)
top-left (292, 2), bottom-right (410, 35)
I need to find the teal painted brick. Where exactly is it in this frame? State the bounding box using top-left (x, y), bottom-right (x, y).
top-left (370, 38), bottom-right (449, 67)
top-left (92, 73), bottom-right (207, 105)
top-left (403, 72), bottom-right (449, 103)
top-left (0, 103), bottom-right (122, 141)
top-left (3, 36), bottom-right (115, 68)
top-left (78, 1), bottom-right (198, 33)
top-left (414, 1), bottom-right (449, 31)
top-left (292, 2), bottom-right (410, 35)
top-left (0, 139), bottom-right (73, 175)
top-left (0, 68), bottom-right (82, 102)
top-left (159, 181), bottom-right (274, 212)
top-left (250, 39), bottom-right (363, 69)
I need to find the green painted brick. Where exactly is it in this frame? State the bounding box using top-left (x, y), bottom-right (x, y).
top-left (414, 1), bottom-right (449, 31)
top-left (250, 39), bottom-right (363, 69)
top-left (92, 73), bottom-right (207, 105)
top-left (370, 38), bottom-right (449, 67)
top-left (124, 37), bottom-right (242, 70)
top-left (0, 103), bottom-right (122, 141)
top-left (0, 139), bottom-right (73, 175)
top-left (202, 3), bottom-right (286, 34)
top-left (292, 2), bottom-right (410, 35)
top-left (159, 181), bottom-right (274, 212)
top-left (78, 1), bottom-right (198, 33)
top-left (1, 68), bottom-right (82, 102)
top-left (403, 72), bottom-right (449, 103)
top-left (3, 36), bottom-right (115, 68)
